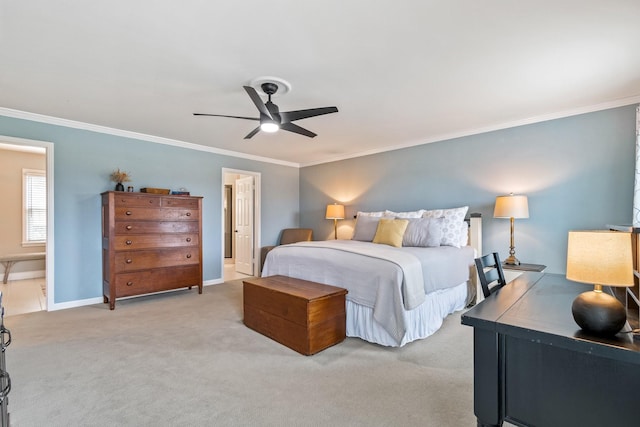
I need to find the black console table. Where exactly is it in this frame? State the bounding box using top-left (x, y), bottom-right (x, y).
top-left (462, 273), bottom-right (640, 427)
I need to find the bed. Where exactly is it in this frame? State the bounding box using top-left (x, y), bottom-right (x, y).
top-left (261, 207), bottom-right (482, 347)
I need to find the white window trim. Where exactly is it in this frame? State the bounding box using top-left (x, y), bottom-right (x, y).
top-left (22, 168), bottom-right (47, 246)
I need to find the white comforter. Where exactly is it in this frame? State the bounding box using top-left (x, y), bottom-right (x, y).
top-left (262, 240), bottom-right (472, 343)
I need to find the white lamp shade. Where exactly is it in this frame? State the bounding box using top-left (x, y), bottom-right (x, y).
top-left (325, 204), bottom-right (345, 219)
top-left (494, 194), bottom-right (529, 219)
top-left (566, 230), bottom-right (634, 287)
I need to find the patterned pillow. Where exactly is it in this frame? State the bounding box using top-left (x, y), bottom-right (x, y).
top-left (422, 206), bottom-right (469, 247)
top-left (402, 217), bottom-right (443, 247)
top-left (384, 210), bottom-right (424, 218)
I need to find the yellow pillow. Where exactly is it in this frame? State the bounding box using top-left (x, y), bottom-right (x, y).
top-left (372, 218), bottom-right (409, 247)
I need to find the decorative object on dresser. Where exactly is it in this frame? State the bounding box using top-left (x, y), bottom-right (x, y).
top-left (140, 187), bottom-right (170, 194)
top-left (109, 168), bottom-right (131, 192)
top-left (566, 230), bottom-right (634, 336)
top-left (493, 193), bottom-right (529, 265)
top-left (243, 275), bottom-right (347, 355)
top-left (325, 203), bottom-right (345, 240)
top-left (101, 191), bottom-right (203, 310)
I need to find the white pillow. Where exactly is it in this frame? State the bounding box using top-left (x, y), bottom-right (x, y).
top-left (356, 211), bottom-right (386, 217)
top-left (422, 206), bottom-right (469, 247)
top-left (385, 209), bottom-right (424, 218)
top-left (402, 217), bottom-right (443, 247)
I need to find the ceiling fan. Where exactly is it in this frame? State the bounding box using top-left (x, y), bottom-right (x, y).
top-left (194, 83), bottom-right (338, 139)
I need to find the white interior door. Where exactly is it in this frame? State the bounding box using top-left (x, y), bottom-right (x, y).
top-left (235, 176), bottom-right (254, 275)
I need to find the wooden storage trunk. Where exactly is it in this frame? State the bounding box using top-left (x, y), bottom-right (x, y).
top-left (243, 275), bottom-right (347, 355)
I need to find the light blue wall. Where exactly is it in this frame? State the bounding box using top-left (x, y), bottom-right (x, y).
top-left (300, 105), bottom-right (637, 274)
top-left (0, 116), bottom-right (300, 304)
top-left (1, 105), bottom-right (634, 304)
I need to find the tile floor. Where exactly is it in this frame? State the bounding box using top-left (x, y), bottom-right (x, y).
top-left (223, 260), bottom-right (253, 281)
top-left (1, 277), bottom-right (47, 317)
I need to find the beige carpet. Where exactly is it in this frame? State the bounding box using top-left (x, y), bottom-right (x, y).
top-left (5, 279), bottom-right (480, 426)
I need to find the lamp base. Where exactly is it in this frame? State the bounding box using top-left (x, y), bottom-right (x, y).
top-left (503, 255), bottom-right (520, 266)
top-left (571, 290), bottom-right (627, 336)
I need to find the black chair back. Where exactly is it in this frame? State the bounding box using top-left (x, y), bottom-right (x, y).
top-left (475, 252), bottom-right (507, 298)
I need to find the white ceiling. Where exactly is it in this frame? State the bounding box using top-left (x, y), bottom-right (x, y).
top-left (2, 1), bottom-right (640, 166)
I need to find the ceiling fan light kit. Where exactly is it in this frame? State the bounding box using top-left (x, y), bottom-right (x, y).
top-left (194, 78), bottom-right (338, 139)
top-left (260, 121), bottom-right (279, 133)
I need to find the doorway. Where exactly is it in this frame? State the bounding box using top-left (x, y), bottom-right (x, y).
top-left (0, 136), bottom-right (53, 315)
top-left (221, 168), bottom-right (261, 281)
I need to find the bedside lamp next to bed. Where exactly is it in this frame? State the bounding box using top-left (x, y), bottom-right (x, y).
top-left (566, 230), bottom-right (634, 336)
top-left (325, 203), bottom-right (345, 239)
top-left (494, 193), bottom-right (529, 265)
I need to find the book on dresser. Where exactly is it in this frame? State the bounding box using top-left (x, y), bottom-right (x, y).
top-left (101, 191), bottom-right (203, 310)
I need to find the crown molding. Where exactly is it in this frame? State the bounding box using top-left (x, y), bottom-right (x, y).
top-left (300, 95), bottom-right (640, 167)
top-left (0, 107), bottom-right (300, 168)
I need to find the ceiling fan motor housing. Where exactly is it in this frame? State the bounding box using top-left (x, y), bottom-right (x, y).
top-left (261, 82), bottom-right (279, 96)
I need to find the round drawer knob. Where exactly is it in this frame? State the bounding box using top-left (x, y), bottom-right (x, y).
top-left (186, 237), bottom-right (192, 242)
top-left (126, 240), bottom-right (132, 245)
top-left (126, 259), bottom-right (132, 264)
top-left (186, 254), bottom-right (192, 259)
top-left (126, 281), bottom-right (133, 286)
top-left (125, 211), bottom-right (132, 216)
top-left (126, 225), bottom-right (132, 230)
top-left (186, 212), bottom-right (191, 217)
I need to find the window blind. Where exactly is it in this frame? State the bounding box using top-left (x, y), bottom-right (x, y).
top-left (25, 171), bottom-right (46, 242)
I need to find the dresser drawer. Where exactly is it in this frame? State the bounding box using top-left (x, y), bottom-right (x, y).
top-left (115, 221), bottom-right (199, 234)
top-left (114, 194), bottom-right (162, 207)
top-left (162, 197), bottom-right (199, 208)
top-left (115, 207), bottom-right (199, 221)
top-left (115, 248), bottom-right (199, 271)
top-left (113, 234), bottom-right (199, 250)
top-left (114, 265), bottom-right (201, 297)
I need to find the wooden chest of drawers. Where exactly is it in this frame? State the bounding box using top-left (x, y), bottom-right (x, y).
top-left (243, 275), bottom-right (347, 355)
top-left (101, 191), bottom-right (203, 309)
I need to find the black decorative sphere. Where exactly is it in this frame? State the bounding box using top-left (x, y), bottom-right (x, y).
top-left (571, 290), bottom-right (626, 336)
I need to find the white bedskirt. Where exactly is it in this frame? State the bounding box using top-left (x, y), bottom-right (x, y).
top-left (346, 281), bottom-right (468, 347)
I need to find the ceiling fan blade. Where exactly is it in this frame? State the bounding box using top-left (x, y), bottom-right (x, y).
top-left (193, 113), bottom-right (259, 121)
top-left (280, 122), bottom-right (317, 138)
top-left (243, 86), bottom-right (272, 119)
top-left (244, 126), bottom-right (261, 139)
top-left (265, 101), bottom-right (281, 124)
top-left (280, 106), bottom-right (338, 123)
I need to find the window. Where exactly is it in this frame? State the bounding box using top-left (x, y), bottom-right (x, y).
top-left (23, 169), bottom-right (46, 245)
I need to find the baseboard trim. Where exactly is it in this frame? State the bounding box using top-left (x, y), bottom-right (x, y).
top-left (46, 279), bottom-right (225, 311)
top-left (1, 269), bottom-right (45, 282)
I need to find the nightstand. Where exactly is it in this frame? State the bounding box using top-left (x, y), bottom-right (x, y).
top-left (502, 262), bottom-right (547, 283)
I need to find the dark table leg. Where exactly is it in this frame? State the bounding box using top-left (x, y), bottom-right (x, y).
top-left (473, 328), bottom-right (503, 427)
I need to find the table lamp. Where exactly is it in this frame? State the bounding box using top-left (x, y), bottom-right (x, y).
top-left (325, 203), bottom-right (345, 239)
top-left (566, 230), bottom-right (634, 336)
top-left (494, 194), bottom-right (529, 265)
